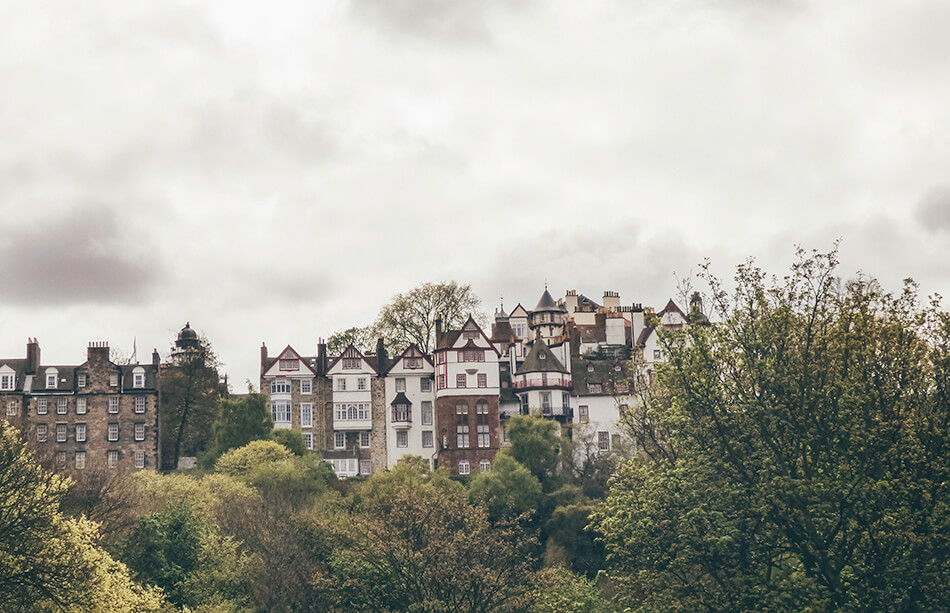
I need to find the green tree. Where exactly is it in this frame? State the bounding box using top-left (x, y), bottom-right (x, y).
top-left (0, 422), bottom-right (163, 612)
top-left (469, 450), bottom-right (543, 521)
top-left (271, 428), bottom-right (308, 456)
top-left (373, 281), bottom-right (485, 353)
top-left (160, 335), bottom-right (224, 469)
top-left (506, 415), bottom-right (562, 491)
top-left (326, 325), bottom-right (374, 355)
top-left (593, 249), bottom-right (950, 611)
top-left (202, 394), bottom-right (273, 467)
top-left (213, 439), bottom-right (293, 477)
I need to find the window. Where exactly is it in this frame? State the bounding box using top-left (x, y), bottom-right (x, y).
top-left (108, 423), bottom-right (119, 442)
top-left (329, 458), bottom-right (358, 477)
top-left (135, 451), bottom-right (145, 469)
top-left (598, 431), bottom-right (610, 451)
top-left (357, 377), bottom-right (367, 391)
top-left (334, 403), bottom-right (370, 421)
top-left (456, 403), bottom-right (469, 448)
top-left (462, 330), bottom-right (480, 340)
top-left (36, 424), bottom-right (47, 442)
top-left (77, 373), bottom-right (86, 388)
top-left (541, 392), bottom-right (552, 411)
top-left (133, 368), bottom-right (145, 388)
top-left (587, 364), bottom-right (594, 372)
top-left (301, 403), bottom-right (313, 428)
top-left (437, 375), bottom-right (446, 389)
top-left (360, 431), bottom-right (371, 448)
top-left (134, 396), bottom-right (146, 413)
top-left (342, 358), bottom-right (360, 369)
top-left (456, 373), bottom-right (467, 388)
top-left (359, 460), bottom-right (373, 476)
top-left (55, 398), bottom-right (67, 414)
top-left (336, 377), bottom-right (347, 391)
top-left (6, 400), bottom-right (16, 416)
top-left (134, 423), bottom-right (145, 441)
top-left (334, 432), bottom-right (345, 449)
top-left (539, 352), bottom-right (546, 360)
top-left (109, 373), bottom-right (118, 387)
top-left (109, 396), bottom-right (120, 413)
top-left (588, 383), bottom-right (602, 394)
top-left (76, 397), bottom-right (87, 414)
top-left (477, 373), bottom-right (487, 388)
top-left (579, 405), bottom-right (589, 423)
top-left (563, 392), bottom-right (570, 409)
top-left (271, 401), bottom-right (291, 424)
top-left (476, 401), bottom-right (489, 448)
top-left (107, 450), bottom-right (119, 468)
top-left (279, 358), bottom-right (299, 371)
top-left (520, 395), bottom-right (529, 413)
top-left (304, 432), bottom-right (313, 450)
top-left (513, 323), bottom-right (526, 337)
top-left (393, 403), bottom-right (411, 422)
top-left (420, 378), bottom-right (432, 392)
top-left (271, 379), bottom-right (291, 394)
top-left (458, 460), bottom-right (470, 475)
top-left (396, 431), bottom-right (408, 448)
top-left (422, 431), bottom-right (433, 448)
top-left (75, 451), bottom-right (85, 470)
top-left (75, 423), bottom-right (86, 443)
top-left (421, 401), bottom-right (433, 425)
top-left (479, 459), bottom-right (491, 472)
top-left (437, 352), bottom-right (446, 364)
top-left (395, 378), bottom-right (406, 392)
top-left (36, 398), bottom-right (47, 415)
top-left (300, 379), bottom-right (312, 395)
top-left (406, 357), bottom-right (422, 369)
top-left (56, 423), bottom-right (67, 442)
top-left (461, 349), bottom-right (484, 363)
top-left (0, 374), bottom-right (13, 390)
top-left (46, 371), bottom-right (57, 389)
top-left (56, 451), bottom-right (66, 469)
top-left (653, 349), bottom-right (661, 360)
top-left (616, 384), bottom-right (629, 393)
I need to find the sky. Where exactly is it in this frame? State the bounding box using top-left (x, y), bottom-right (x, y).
top-left (1, 0), bottom-right (948, 387)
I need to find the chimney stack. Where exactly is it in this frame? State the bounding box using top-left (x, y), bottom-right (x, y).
top-left (260, 343), bottom-right (268, 374)
top-left (435, 316), bottom-right (443, 346)
top-left (376, 338), bottom-right (388, 377)
top-left (87, 341), bottom-right (110, 364)
top-left (317, 339), bottom-right (327, 376)
top-left (26, 338), bottom-right (40, 374)
top-left (152, 348), bottom-right (160, 367)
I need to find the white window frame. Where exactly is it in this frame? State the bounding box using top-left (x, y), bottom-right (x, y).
top-left (133, 368), bottom-right (145, 388)
top-left (479, 459), bottom-right (491, 472)
top-left (36, 424), bottom-right (47, 442)
top-left (134, 422), bottom-right (145, 441)
top-left (300, 403), bottom-right (313, 428)
top-left (458, 460), bottom-right (470, 475)
top-left (271, 379), bottom-right (291, 394)
top-left (56, 398), bottom-right (67, 415)
top-left (77, 373), bottom-right (86, 388)
top-left (304, 432), bottom-right (313, 450)
top-left (36, 398), bottom-right (47, 415)
top-left (422, 431), bottom-right (433, 448)
top-left (56, 423), bottom-right (67, 442)
top-left (421, 401), bottom-right (433, 425)
top-left (395, 378), bottom-right (406, 392)
top-left (134, 396), bottom-right (146, 413)
top-left (271, 401), bottom-right (291, 424)
top-left (0, 374), bottom-right (14, 390)
top-left (396, 430), bottom-right (408, 448)
top-left (46, 372), bottom-right (57, 389)
top-left (279, 358), bottom-right (299, 371)
top-left (420, 378), bottom-right (432, 392)
top-left (107, 423), bottom-right (119, 442)
top-left (6, 400), bottom-right (17, 416)
top-left (75, 451), bottom-right (85, 470)
top-left (76, 397), bottom-right (87, 415)
top-left (359, 431), bottom-right (371, 448)
top-left (334, 432), bottom-right (345, 449)
top-left (456, 373), bottom-right (466, 388)
top-left (75, 423), bottom-right (86, 443)
top-left (109, 373), bottom-right (119, 387)
top-left (357, 377), bottom-right (368, 391)
top-left (109, 396), bottom-right (120, 413)
top-left (300, 379), bottom-right (312, 395)
top-left (134, 451), bottom-right (145, 469)
top-left (336, 377), bottom-right (347, 391)
top-left (107, 450), bottom-right (119, 468)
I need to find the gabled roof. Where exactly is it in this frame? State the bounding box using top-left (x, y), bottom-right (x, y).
top-left (436, 316), bottom-right (500, 355)
top-left (327, 343), bottom-right (379, 374)
top-left (389, 344), bottom-right (433, 370)
top-left (0, 359), bottom-right (29, 392)
top-left (509, 304), bottom-right (529, 318)
top-left (491, 319), bottom-right (519, 343)
top-left (516, 339), bottom-right (568, 375)
top-left (263, 345), bottom-right (317, 377)
top-left (658, 299), bottom-right (686, 319)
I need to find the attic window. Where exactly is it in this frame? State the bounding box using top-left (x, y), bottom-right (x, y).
top-left (342, 358), bottom-right (360, 369)
top-left (406, 357), bottom-right (422, 369)
top-left (539, 353), bottom-right (546, 360)
top-left (462, 331), bottom-right (480, 340)
top-left (614, 365), bottom-right (621, 371)
top-left (589, 383), bottom-right (602, 394)
top-left (587, 364), bottom-right (594, 372)
top-left (280, 359), bottom-right (299, 371)
top-left (0, 374), bottom-right (13, 391)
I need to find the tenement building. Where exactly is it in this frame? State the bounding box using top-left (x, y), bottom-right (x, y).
top-left (0, 338), bottom-right (160, 472)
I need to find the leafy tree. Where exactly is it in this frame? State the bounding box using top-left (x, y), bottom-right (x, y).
top-left (529, 567), bottom-right (612, 613)
top-left (0, 422), bottom-right (162, 612)
top-left (214, 439), bottom-right (293, 477)
top-left (271, 428), bottom-right (308, 456)
top-left (469, 450), bottom-right (543, 521)
top-left (161, 335), bottom-right (224, 469)
top-left (327, 462), bottom-right (539, 612)
top-left (373, 281), bottom-right (485, 353)
top-left (506, 415), bottom-right (562, 491)
top-left (326, 325), bottom-right (374, 355)
top-left (202, 394), bottom-right (273, 467)
top-left (593, 248), bottom-right (950, 611)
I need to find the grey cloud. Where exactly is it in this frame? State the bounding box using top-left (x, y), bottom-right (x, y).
top-left (0, 206), bottom-right (158, 306)
top-left (349, 0), bottom-right (525, 41)
top-left (915, 186), bottom-right (950, 233)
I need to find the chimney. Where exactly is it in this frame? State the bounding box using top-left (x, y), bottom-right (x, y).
top-left (602, 290), bottom-right (621, 310)
top-left (376, 338), bottom-right (388, 377)
top-left (435, 316), bottom-right (443, 346)
top-left (260, 342), bottom-right (268, 373)
top-left (87, 341), bottom-right (110, 364)
top-left (317, 339), bottom-right (327, 377)
top-left (26, 338), bottom-right (40, 374)
top-left (689, 291), bottom-right (703, 322)
top-left (152, 348), bottom-right (160, 367)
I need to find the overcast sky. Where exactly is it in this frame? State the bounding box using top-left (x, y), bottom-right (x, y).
top-left (1, 0), bottom-right (948, 387)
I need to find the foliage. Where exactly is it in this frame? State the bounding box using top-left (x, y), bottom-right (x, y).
top-left (118, 503), bottom-right (247, 611)
top-left (529, 567), bottom-right (613, 613)
top-left (271, 428), bottom-right (309, 456)
top-left (505, 415), bottom-right (562, 491)
top-left (327, 326), bottom-right (374, 355)
top-left (594, 248), bottom-right (950, 611)
top-left (373, 280), bottom-right (485, 353)
top-left (0, 422), bottom-right (163, 612)
top-left (469, 450), bottom-right (542, 521)
top-left (160, 336), bottom-right (223, 470)
top-left (543, 501), bottom-right (606, 577)
top-left (326, 461), bottom-right (540, 612)
top-left (202, 394), bottom-right (273, 467)
top-left (213, 439), bottom-right (293, 477)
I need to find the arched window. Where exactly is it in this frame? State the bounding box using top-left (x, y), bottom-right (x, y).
top-left (132, 366), bottom-right (145, 388)
top-left (45, 367), bottom-right (59, 389)
top-left (479, 459), bottom-right (491, 472)
top-left (458, 460), bottom-right (470, 475)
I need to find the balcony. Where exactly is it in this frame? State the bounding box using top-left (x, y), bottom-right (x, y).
top-left (539, 405), bottom-right (573, 421)
top-left (511, 375), bottom-right (572, 390)
top-left (391, 407), bottom-right (412, 429)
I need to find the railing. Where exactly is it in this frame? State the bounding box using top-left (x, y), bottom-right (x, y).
top-left (541, 405), bottom-right (572, 418)
top-left (511, 376), bottom-right (572, 389)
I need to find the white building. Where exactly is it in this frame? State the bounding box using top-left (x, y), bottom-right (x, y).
top-left (384, 344), bottom-right (437, 469)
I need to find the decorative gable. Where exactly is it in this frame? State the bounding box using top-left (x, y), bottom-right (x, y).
top-left (263, 345), bottom-right (316, 378)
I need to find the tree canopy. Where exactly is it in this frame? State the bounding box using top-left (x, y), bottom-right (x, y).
top-left (594, 249), bottom-right (950, 611)
top-left (374, 281), bottom-right (485, 353)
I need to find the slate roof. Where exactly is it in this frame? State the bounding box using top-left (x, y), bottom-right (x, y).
top-left (0, 359), bottom-right (30, 392)
top-left (390, 391), bottom-right (411, 406)
top-left (533, 289), bottom-right (560, 312)
top-left (571, 358), bottom-right (630, 396)
top-left (517, 340), bottom-right (568, 375)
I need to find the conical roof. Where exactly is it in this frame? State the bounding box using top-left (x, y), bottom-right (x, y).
top-left (534, 289), bottom-right (559, 312)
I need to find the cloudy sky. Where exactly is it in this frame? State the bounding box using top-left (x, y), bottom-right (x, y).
top-left (1, 0), bottom-right (948, 386)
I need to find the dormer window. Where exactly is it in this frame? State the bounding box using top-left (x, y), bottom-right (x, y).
top-left (45, 368), bottom-right (58, 389)
top-left (78, 373), bottom-right (87, 388)
top-left (279, 358), bottom-right (299, 371)
top-left (342, 358), bottom-right (360, 369)
top-left (539, 353), bottom-right (546, 360)
top-left (406, 357), bottom-right (422, 369)
top-left (132, 367), bottom-right (145, 389)
top-left (0, 374), bottom-right (13, 391)
top-left (109, 373), bottom-right (119, 387)
top-left (587, 364), bottom-right (594, 372)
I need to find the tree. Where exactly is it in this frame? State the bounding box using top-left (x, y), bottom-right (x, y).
top-left (373, 281), bottom-right (485, 353)
top-left (505, 415), bottom-right (562, 491)
top-left (593, 248), bottom-right (950, 611)
top-left (0, 421), bottom-right (163, 612)
top-left (271, 428), bottom-right (309, 456)
top-left (201, 394), bottom-right (273, 467)
top-left (326, 326), bottom-right (374, 355)
top-left (469, 451), bottom-right (543, 521)
top-left (213, 439), bottom-right (293, 477)
top-left (160, 335), bottom-right (224, 470)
